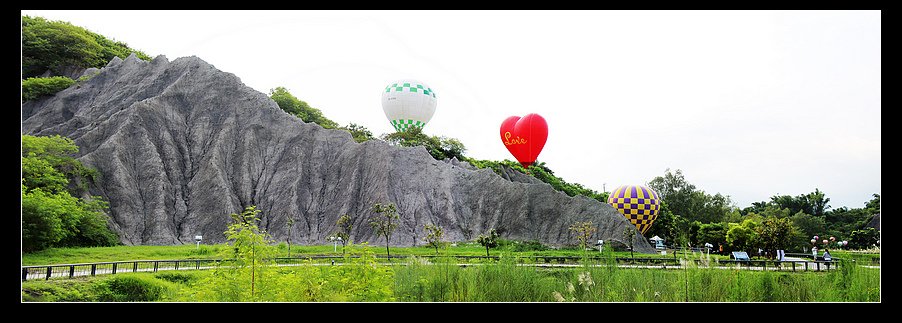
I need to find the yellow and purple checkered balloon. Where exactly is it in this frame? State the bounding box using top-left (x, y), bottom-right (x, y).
top-left (607, 185), bottom-right (660, 235)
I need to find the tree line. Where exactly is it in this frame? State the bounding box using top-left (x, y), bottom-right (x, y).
top-left (646, 169), bottom-right (879, 256)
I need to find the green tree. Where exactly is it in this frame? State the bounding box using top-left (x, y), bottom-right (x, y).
top-left (848, 227), bottom-right (879, 249)
top-left (22, 16), bottom-right (102, 77)
top-left (22, 134), bottom-right (96, 194)
top-left (340, 123), bottom-right (374, 143)
top-left (22, 15), bottom-right (151, 78)
top-left (269, 87), bottom-right (338, 129)
top-left (21, 134), bottom-right (118, 252)
top-left (696, 222), bottom-right (728, 250)
top-left (22, 186), bottom-right (79, 252)
top-left (207, 205), bottom-right (277, 301)
top-left (57, 198), bottom-right (118, 248)
top-left (644, 200), bottom-right (675, 241)
top-left (790, 211), bottom-right (826, 240)
top-left (648, 169), bottom-right (696, 221)
top-left (21, 152), bottom-right (69, 193)
top-left (286, 217), bottom-right (294, 257)
top-left (806, 189), bottom-right (831, 217)
top-left (825, 206), bottom-right (871, 237)
top-left (622, 227), bottom-right (635, 258)
top-left (761, 188), bottom-right (831, 218)
top-left (648, 169), bottom-right (734, 224)
top-left (438, 137), bottom-right (467, 161)
top-left (741, 201), bottom-right (770, 216)
top-left (726, 219), bottom-right (758, 254)
top-left (790, 211), bottom-right (826, 252)
top-left (759, 204), bottom-right (792, 218)
top-left (569, 221), bottom-right (597, 258)
top-left (370, 203), bottom-right (399, 259)
top-left (382, 127), bottom-right (446, 160)
top-left (334, 214), bottom-right (353, 254)
top-left (476, 229), bottom-right (499, 257)
top-left (756, 216), bottom-right (795, 258)
top-left (668, 215), bottom-right (694, 249)
top-left (422, 223), bottom-right (445, 255)
top-left (865, 194), bottom-right (880, 214)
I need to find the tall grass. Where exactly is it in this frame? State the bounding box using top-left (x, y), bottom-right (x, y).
top-left (23, 245), bottom-right (879, 302)
top-left (24, 260), bottom-right (878, 302)
top-left (390, 252), bottom-right (880, 302)
top-left (393, 255), bottom-right (560, 302)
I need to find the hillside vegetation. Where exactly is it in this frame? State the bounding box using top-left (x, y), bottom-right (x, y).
top-left (22, 15), bottom-right (151, 78)
top-left (21, 15), bottom-right (152, 101)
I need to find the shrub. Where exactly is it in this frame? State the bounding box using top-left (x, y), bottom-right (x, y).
top-left (94, 274), bottom-right (168, 302)
top-left (155, 272), bottom-right (197, 285)
top-left (190, 245), bottom-right (214, 256)
top-left (22, 76), bottom-right (75, 101)
top-left (22, 280), bottom-right (95, 302)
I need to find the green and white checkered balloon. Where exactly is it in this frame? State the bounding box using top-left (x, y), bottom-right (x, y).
top-left (381, 79), bottom-right (437, 132)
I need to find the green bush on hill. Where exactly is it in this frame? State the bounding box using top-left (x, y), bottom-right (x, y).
top-left (22, 15), bottom-right (151, 79)
top-left (94, 274), bottom-right (170, 302)
top-left (269, 87), bottom-right (339, 129)
top-left (22, 76), bottom-right (75, 101)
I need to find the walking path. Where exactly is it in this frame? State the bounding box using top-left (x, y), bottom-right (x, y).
top-left (24, 257), bottom-right (867, 281)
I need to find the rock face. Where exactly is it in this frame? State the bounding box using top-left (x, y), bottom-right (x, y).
top-left (22, 54), bottom-right (653, 252)
top-left (866, 213), bottom-right (880, 231)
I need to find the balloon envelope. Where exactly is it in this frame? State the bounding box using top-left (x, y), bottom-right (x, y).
top-left (499, 113), bottom-right (548, 169)
top-left (607, 185), bottom-right (661, 235)
top-left (382, 79), bottom-right (437, 132)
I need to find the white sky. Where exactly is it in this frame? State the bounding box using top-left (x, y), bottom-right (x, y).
top-left (22, 10), bottom-right (881, 210)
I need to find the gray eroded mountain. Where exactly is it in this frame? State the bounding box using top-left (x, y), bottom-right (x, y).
top-left (22, 54), bottom-right (653, 252)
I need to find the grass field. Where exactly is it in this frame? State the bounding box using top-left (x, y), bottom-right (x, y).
top-left (22, 242), bottom-right (879, 302)
top-left (22, 253), bottom-right (881, 302)
top-left (22, 241), bottom-right (729, 265)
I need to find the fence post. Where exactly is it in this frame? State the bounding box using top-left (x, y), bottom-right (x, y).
top-left (792, 262), bottom-right (795, 272)
top-left (154, 261), bottom-right (159, 273)
top-left (112, 263), bottom-right (117, 274)
top-left (46, 267), bottom-right (52, 280)
top-left (763, 261), bottom-right (767, 271)
top-left (22, 268), bottom-right (27, 281)
top-left (134, 262), bottom-right (138, 273)
top-left (816, 262), bottom-right (820, 271)
top-left (91, 264), bottom-right (96, 276)
top-left (196, 260), bottom-right (200, 270)
top-left (175, 261), bottom-right (179, 271)
top-left (69, 266), bottom-right (75, 278)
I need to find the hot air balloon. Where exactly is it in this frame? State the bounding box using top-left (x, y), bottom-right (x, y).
top-left (382, 79), bottom-right (437, 132)
top-left (499, 113), bottom-right (548, 169)
top-left (607, 185), bottom-right (661, 235)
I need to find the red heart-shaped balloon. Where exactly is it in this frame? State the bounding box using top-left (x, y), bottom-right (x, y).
top-left (500, 113), bottom-right (548, 169)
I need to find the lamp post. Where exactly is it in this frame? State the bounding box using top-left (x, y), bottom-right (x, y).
top-left (329, 236), bottom-right (342, 253)
top-left (194, 235), bottom-right (203, 250)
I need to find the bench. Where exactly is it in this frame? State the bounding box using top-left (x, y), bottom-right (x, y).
top-left (731, 251), bottom-right (750, 261)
